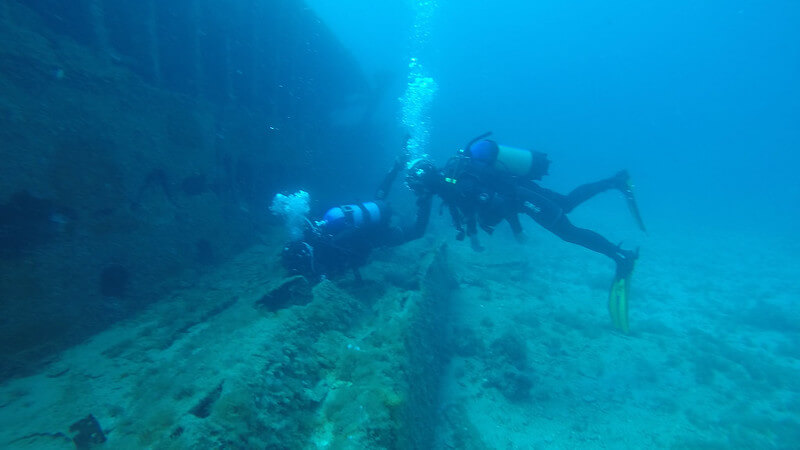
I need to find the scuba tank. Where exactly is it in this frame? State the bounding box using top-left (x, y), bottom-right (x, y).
top-left (318, 201), bottom-right (389, 234)
top-left (462, 132), bottom-right (551, 180)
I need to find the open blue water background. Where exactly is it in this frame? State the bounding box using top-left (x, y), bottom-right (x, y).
top-left (305, 3), bottom-right (800, 445)
top-left (308, 0), bottom-right (800, 233)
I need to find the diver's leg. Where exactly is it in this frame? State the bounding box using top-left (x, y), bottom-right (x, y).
top-left (560, 171), bottom-right (629, 213)
top-left (505, 214), bottom-right (527, 242)
top-left (518, 185), bottom-right (630, 264)
top-left (519, 188), bottom-right (636, 276)
top-left (523, 194), bottom-right (638, 333)
top-left (544, 215), bottom-right (636, 277)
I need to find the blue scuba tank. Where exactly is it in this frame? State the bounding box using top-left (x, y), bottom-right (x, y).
top-left (320, 201), bottom-right (387, 234)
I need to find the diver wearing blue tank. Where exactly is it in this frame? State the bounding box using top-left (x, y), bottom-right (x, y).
top-left (281, 137), bottom-right (430, 282)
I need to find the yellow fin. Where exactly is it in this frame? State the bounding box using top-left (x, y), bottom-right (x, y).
top-left (608, 277), bottom-right (630, 334)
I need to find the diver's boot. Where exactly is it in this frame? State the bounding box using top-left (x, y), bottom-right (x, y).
top-left (614, 246), bottom-right (639, 280)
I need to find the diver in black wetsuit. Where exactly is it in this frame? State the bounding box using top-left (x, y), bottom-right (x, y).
top-left (405, 134), bottom-right (644, 332)
top-left (281, 139), bottom-right (431, 282)
top-left (407, 136), bottom-right (640, 273)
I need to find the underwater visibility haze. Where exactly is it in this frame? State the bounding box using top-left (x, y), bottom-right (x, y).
top-left (0, 0), bottom-right (798, 448)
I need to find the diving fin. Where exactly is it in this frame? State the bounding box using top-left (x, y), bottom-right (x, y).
top-left (622, 177), bottom-right (647, 233)
top-left (608, 275), bottom-right (630, 334)
top-left (609, 248), bottom-right (637, 334)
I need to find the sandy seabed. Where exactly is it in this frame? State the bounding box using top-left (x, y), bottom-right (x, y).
top-left (434, 210), bottom-right (800, 449)
top-left (1, 208), bottom-right (798, 449)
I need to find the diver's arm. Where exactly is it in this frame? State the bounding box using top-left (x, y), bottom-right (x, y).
top-left (399, 193), bottom-right (433, 243)
top-left (375, 162), bottom-right (402, 201)
top-left (375, 135), bottom-right (412, 200)
top-left (506, 214), bottom-right (526, 242)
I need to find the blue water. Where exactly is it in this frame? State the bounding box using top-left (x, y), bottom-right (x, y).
top-left (306, 1), bottom-right (800, 446)
top-left (310, 0), bottom-right (800, 231)
top-left (2, 1), bottom-right (798, 447)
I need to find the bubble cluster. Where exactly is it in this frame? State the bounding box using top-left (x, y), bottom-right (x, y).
top-left (270, 190), bottom-right (310, 240)
top-left (401, 59), bottom-right (438, 156)
top-left (410, 0), bottom-right (437, 48)
top-left (400, 0), bottom-right (439, 157)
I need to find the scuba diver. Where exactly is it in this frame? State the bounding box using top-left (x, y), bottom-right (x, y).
top-left (404, 132), bottom-right (646, 333)
top-left (279, 138), bottom-right (431, 283)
